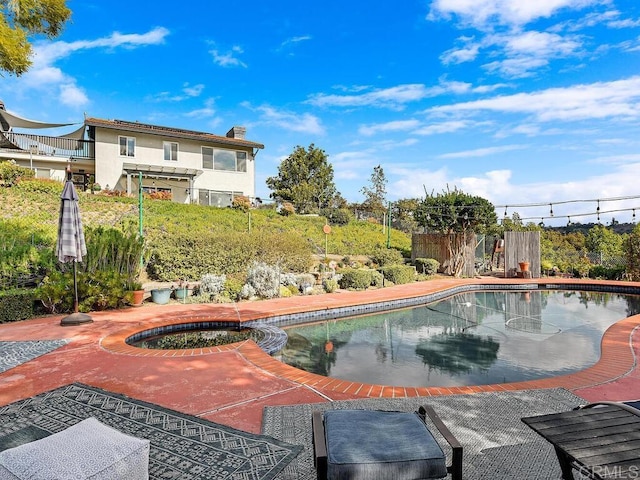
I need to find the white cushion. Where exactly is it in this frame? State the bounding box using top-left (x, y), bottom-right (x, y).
top-left (0, 417), bottom-right (150, 479)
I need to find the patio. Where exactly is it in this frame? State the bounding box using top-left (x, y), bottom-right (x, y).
top-left (1, 277), bottom-right (639, 477)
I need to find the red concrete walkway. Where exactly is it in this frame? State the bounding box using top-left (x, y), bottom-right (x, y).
top-left (0, 277), bottom-right (638, 434)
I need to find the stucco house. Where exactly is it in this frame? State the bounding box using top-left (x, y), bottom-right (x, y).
top-left (0, 102), bottom-right (264, 206)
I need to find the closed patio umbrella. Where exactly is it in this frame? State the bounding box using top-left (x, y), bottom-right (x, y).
top-left (56, 167), bottom-right (92, 326)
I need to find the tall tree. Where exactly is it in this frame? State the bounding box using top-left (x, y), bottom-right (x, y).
top-left (360, 164), bottom-right (387, 219)
top-left (0, 0), bottom-right (71, 76)
top-left (266, 143), bottom-right (339, 214)
top-left (415, 187), bottom-right (497, 277)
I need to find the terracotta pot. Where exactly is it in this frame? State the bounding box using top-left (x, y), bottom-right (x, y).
top-left (129, 289), bottom-right (145, 306)
top-left (519, 261), bottom-right (530, 272)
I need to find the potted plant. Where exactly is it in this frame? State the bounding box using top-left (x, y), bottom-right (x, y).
top-left (150, 287), bottom-right (172, 304)
top-left (173, 280), bottom-right (192, 300)
top-left (125, 280), bottom-right (145, 306)
top-left (519, 261), bottom-right (530, 272)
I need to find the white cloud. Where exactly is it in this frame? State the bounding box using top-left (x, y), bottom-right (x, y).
top-left (308, 79), bottom-right (506, 109)
top-left (438, 144), bottom-right (528, 159)
top-left (16, 27), bottom-right (170, 108)
top-left (413, 120), bottom-right (471, 135)
top-left (250, 104), bottom-right (325, 134)
top-left (429, 76), bottom-right (640, 122)
top-left (358, 120), bottom-right (421, 136)
top-left (185, 98), bottom-right (217, 118)
top-left (278, 35), bottom-right (312, 52)
top-left (441, 36), bottom-right (481, 64)
top-left (59, 84), bottom-right (89, 107)
top-left (427, 0), bottom-right (603, 29)
top-left (210, 45), bottom-right (247, 68)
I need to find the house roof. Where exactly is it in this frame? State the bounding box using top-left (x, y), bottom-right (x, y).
top-left (84, 117), bottom-right (264, 150)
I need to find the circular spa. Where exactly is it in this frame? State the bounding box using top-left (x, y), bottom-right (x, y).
top-left (276, 288), bottom-right (640, 387)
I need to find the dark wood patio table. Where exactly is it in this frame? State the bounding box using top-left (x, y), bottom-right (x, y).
top-left (522, 402), bottom-right (640, 479)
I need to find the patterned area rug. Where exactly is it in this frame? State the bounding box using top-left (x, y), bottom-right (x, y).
top-left (262, 388), bottom-right (586, 480)
top-left (0, 383), bottom-right (302, 480)
top-left (0, 340), bottom-right (68, 374)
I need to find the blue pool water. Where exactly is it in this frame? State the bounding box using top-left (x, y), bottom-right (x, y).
top-left (277, 290), bottom-right (640, 387)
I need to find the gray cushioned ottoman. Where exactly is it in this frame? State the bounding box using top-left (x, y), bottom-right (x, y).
top-left (323, 409), bottom-right (448, 480)
top-left (0, 417), bottom-right (150, 479)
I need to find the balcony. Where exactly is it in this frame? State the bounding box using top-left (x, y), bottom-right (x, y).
top-left (1, 132), bottom-right (94, 159)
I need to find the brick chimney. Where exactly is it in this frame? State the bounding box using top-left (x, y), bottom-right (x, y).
top-left (226, 126), bottom-right (246, 140)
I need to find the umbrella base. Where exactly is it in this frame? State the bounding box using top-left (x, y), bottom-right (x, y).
top-left (60, 312), bottom-right (93, 326)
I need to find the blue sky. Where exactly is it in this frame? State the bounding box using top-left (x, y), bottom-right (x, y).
top-left (3, 0), bottom-right (640, 225)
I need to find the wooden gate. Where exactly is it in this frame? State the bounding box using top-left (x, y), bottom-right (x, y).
top-left (504, 231), bottom-right (541, 278)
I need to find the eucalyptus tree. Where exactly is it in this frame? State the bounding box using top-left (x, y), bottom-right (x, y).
top-left (0, 0), bottom-right (71, 76)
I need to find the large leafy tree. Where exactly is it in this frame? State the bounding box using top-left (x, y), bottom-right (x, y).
top-left (266, 143), bottom-right (339, 214)
top-left (360, 164), bottom-right (387, 219)
top-left (585, 224), bottom-right (624, 257)
top-left (0, 0), bottom-right (71, 76)
top-left (415, 187), bottom-right (497, 276)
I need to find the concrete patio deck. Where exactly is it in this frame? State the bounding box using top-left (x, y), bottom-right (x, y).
top-left (1, 276), bottom-right (639, 434)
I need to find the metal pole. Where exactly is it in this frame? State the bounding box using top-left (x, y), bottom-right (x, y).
top-left (386, 202), bottom-right (392, 248)
top-left (138, 172), bottom-right (143, 237)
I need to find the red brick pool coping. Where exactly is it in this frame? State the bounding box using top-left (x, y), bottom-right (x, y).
top-left (100, 277), bottom-right (640, 398)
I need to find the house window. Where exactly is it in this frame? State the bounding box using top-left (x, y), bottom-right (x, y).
top-left (201, 147), bottom-right (247, 172)
top-left (202, 147), bottom-right (213, 169)
top-left (119, 136), bottom-right (135, 157)
top-left (199, 190), bottom-right (243, 207)
top-left (164, 142), bottom-right (178, 161)
top-left (35, 168), bottom-right (50, 179)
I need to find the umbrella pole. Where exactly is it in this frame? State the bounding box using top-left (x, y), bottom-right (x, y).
top-left (73, 261), bottom-right (79, 313)
top-left (61, 260), bottom-right (92, 326)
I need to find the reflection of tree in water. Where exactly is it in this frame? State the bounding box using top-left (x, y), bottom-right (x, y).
top-left (415, 332), bottom-right (499, 375)
top-left (625, 295), bottom-right (640, 316)
top-left (278, 326), bottom-right (348, 376)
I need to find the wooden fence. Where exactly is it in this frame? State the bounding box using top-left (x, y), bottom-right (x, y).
top-left (411, 233), bottom-right (476, 277)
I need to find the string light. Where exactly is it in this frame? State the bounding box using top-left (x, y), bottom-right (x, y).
top-left (634, 209), bottom-right (636, 223)
top-left (549, 203), bottom-right (554, 217)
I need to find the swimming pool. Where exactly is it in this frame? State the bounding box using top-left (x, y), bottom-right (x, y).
top-left (277, 290), bottom-right (640, 387)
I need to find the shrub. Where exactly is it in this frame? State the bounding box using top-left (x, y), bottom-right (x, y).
top-left (240, 283), bottom-right (256, 300)
top-left (14, 178), bottom-right (63, 195)
top-left (280, 202), bottom-right (295, 216)
top-left (323, 278), bottom-right (338, 293)
top-left (370, 247), bottom-right (404, 267)
top-left (280, 285), bottom-right (294, 297)
top-left (381, 265), bottom-right (416, 285)
top-left (589, 265), bottom-right (625, 280)
top-left (280, 272), bottom-right (298, 287)
top-left (320, 208), bottom-right (353, 226)
top-left (199, 274), bottom-right (226, 295)
top-left (370, 270), bottom-right (384, 287)
top-left (36, 269), bottom-right (129, 313)
top-left (245, 262), bottom-right (280, 299)
top-left (414, 258), bottom-right (439, 275)
top-left (0, 289), bottom-right (36, 323)
top-left (296, 273), bottom-right (316, 294)
top-left (0, 160), bottom-right (34, 187)
top-left (231, 195), bottom-right (251, 212)
top-left (221, 276), bottom-right (244, 302)
top-left (338, 269), bottom-right (376, 290)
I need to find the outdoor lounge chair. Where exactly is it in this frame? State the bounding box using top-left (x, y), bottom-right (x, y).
top-left (522, 401), bottom-right (640, 480)
top-left (312, 406), bottom-right (463, 480)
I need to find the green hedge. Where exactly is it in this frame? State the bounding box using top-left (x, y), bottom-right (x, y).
top-left (338, 269), bottom-right (382, 290)
top-left (369, 247), bottom-right (404, 266)
top-left (414, 258), bottom-right (440, 275)
top-left (146, 230), bottom-right (313, 281)
top-left (0, 289), bottom-right (37, 323)
top-left (381, 265), bottom-right (416, 285)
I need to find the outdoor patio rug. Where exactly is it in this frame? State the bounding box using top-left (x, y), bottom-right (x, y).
top-left (0, 340), bottom-right (68, 374)
top-left (0, 383), bottom-right (302, 480)
top-left (262, 387), bottom-right (586, 480)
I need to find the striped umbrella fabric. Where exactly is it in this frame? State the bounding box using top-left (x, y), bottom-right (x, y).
top-left (56, 180), bottom-right (87, 263)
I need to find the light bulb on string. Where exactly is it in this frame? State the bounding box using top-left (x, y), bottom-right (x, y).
top-left (567, 216), bottom-right (571, 226)
top-left (549, 203), bottom-right (554, 217)
top-left (633, 209), bottom-right (636, 223)
top-left (539, 218), bottom-right (545, 227)
top-left (504, 206), bottom-right (508, 219)
top-left (596, 199), bottom-right (600, 222)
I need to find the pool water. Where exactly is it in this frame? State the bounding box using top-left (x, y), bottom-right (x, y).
top-left (277, 290), bottom-right (640, 387)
